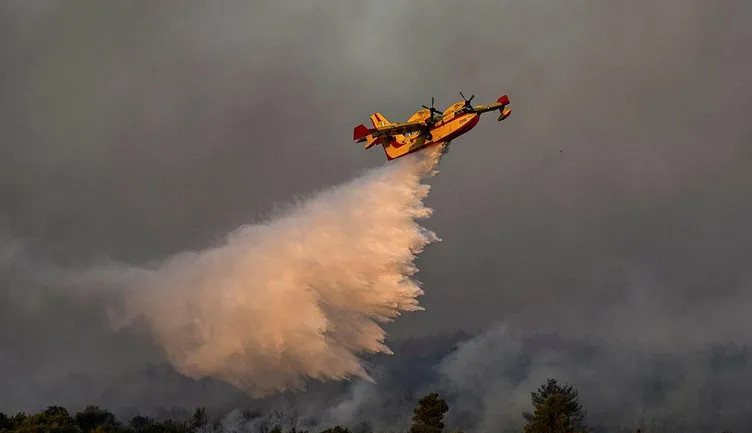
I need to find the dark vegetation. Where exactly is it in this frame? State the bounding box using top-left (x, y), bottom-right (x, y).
top-left (521, 378), bottom-right (587, 433)
top-left (0, 378), bottom-right (692, 433)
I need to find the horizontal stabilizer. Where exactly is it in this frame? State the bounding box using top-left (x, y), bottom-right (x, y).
top-left (364, 135), bottom-right (382, 150)
top-left (498, 107), bottom-right (512, 121)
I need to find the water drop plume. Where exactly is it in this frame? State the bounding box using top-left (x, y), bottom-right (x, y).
top-left (115, 146), bottom-right (445, 396)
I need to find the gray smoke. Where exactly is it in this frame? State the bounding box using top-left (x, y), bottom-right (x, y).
top-left (2, 1), bottom-right (751, 432)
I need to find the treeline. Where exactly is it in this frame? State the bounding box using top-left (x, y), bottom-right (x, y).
top-left (0, 404), bottom-right (217, 433)
top-left (0, 379), bottom-right (601, 433)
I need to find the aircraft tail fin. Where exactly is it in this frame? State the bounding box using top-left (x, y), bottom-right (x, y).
top-left (353, 124), bottom-right (372, 142)
top-left (353, 123), bottom-right (383, 150)
top-left (496, 95), bottom-right (512, 121)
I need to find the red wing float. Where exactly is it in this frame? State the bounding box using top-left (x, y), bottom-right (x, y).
top-left (353, 92), bottom-right (511, 160)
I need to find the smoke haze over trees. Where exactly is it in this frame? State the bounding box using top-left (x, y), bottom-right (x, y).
top-left (1, 1), bottom-right (752, 432)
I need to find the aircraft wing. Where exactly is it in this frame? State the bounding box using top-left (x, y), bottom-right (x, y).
top-left (353, 120), bottom-right (426, 143)
top-left (373, 120), bottom-right (426, 137)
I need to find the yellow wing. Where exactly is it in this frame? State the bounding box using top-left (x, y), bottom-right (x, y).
top-left (368, 111), bottom-right (426, 137)
top-left (370, 120), bottom-right (425, 137)
top-left (353, 111), bottom-right (427, 146)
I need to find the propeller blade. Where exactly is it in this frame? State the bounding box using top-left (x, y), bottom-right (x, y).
top-left (422, 97), bottom-right (441, 116)
top-left (459, 92), bottom-right (474, 110)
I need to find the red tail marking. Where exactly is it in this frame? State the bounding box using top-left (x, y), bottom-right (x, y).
top-left (497, 95), bottom-right (510, 105)
top-left (353, 124), bottom-right (372, 141)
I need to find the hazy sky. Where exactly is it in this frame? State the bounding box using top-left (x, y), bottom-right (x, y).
top-left (2, 1), bottom-right (751, 432)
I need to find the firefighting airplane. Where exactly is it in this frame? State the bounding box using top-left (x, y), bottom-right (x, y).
top-left (353, 92), bottom-right (511, 160)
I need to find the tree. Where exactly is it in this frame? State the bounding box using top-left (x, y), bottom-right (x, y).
top-left (10, 406), bottom-right (78, 433)
top-left (409, 393), bottom-right (449, 433)
top-left (128, 416), bottom-right (154, 433)
top-left (523, 393), bottom-right (575, 433)
top-left (155, 420), bottom-right (191, 433)
top-left (74, 406), bottom-right (120, 433)
top-left (0, 412), bottom-right (10, 431)
top-left (522, 379), bottom-right (588, 433)
top-left (6, 413), bottom-right (28, 432)
top-left (189, 408), bottom-right (208, 433)
top-left (319, 427), bottom-right (350, 433)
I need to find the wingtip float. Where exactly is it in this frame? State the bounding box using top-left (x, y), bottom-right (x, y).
top-left (353, 92), bottom-right (511, 161)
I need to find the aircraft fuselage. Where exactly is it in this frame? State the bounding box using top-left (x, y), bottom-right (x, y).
top-left (354, 94), bottom-right (511, 161)
top-left (383, 104), bottom-right (480, 160)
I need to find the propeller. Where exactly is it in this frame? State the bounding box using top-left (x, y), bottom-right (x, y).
top-left (422, 97), bottom-right (442, 117)
top-left (459, 92), bottom-right (475, 111)
top-left (419, 97), bottom-right (441, 140)
top-left (421, 96), bottom-right (442, 129)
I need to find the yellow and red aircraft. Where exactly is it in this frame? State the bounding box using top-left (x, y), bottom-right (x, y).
top-left (353, 92), bottom-right (511, 160)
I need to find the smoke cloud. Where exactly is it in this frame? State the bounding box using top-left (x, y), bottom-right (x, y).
top-left (77, 147), bottom-right (444, 397)
top-left (2, 2), bottom-right (751, 430)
